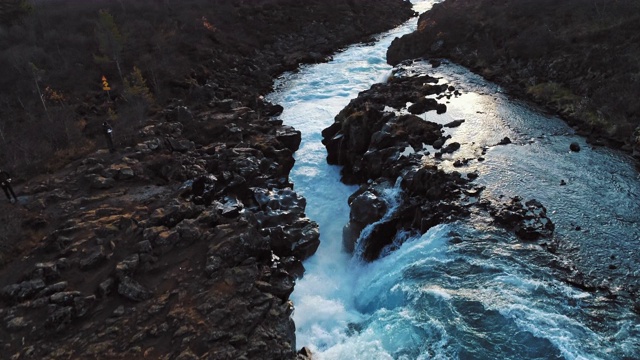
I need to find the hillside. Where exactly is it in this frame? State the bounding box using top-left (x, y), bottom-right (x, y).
top-left (387, 0), bottom-right (640, 157)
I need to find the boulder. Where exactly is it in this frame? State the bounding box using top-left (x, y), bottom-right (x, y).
top-left (166, 138), bottom-right (195, 152)
top-left (498, 137), bottom-right (512, 145)
top-left (275, 126), bottom-right (302, 152)
top-left (569, 142), bottom-right (581, 152)
top-left (117, 277), bottom-right (152, 302)
top-left (492, 197), bottom-right (555, 240)
top-left (1, 279), bottom-right (46, 303)
top-left (408, 97), bottom-right (439, 114)
top-left (444, 119), bottom-right (465, 128)
top-left (349, 191), bottom-right (387, 225)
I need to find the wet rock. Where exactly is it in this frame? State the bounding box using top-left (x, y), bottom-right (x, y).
top-left (269, 270), bottom-right (295, 301)
top-left (570, 142), bottom-right (581, 152)
top-left (360, 219), bottom-right (399, 261)
top-left (279, 256), bottom-right (305, 279)
top-left (441, 142), bottom-right (461, 154)
top-left (349, 191), bottom-right (387, 225)
top-left (297, 347), bottom-right (313, 360)
top-left (166, 138), bottom-right (195, 152)
top-left (498, 137), bottom-right (512, 145)
top-left (492, 198), bottom-right (555, 240)
top-left (444, 119), bottom-right (465, 128)
top-left (266, 219), bottom-right (320, 261)
top-left (275, 126), bottom-right (302, 152)
top-left (408, 97), bottom-right (439, 114)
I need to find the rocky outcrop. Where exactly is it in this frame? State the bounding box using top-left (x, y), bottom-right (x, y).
top-left (491, 197), bottom-right (555, 240)
top-left (387, 0), bottom-right (640, 158)
top-left (323, 68), bottom-right (554, 262)
top-left (322, 73), bottom-right (455, 184)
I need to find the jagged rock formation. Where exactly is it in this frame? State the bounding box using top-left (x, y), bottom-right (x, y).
top-left (322, 70), bottom-right (554, 262)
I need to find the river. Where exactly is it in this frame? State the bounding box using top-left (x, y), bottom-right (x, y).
top-left (267, 1), bottom-right (640, 359)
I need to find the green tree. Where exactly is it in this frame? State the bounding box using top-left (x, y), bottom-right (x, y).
top-left (94, 9), bottom-right (124, 82)
top-left (124, 66), bottom-right (153, 105)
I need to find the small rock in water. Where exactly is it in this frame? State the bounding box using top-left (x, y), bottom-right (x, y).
top-left (570, 142), bottom-right (581, 152)
top-left (498, 137), bottom-right (511, 145)
top-left (443, 119), bottom-right (465, 128)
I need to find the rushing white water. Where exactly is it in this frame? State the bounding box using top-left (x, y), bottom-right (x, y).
top-left (267, 1), bottom-right (640, 359)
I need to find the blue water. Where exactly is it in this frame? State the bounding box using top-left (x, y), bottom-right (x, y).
top-left (267, 1), bottom-right (640, 358)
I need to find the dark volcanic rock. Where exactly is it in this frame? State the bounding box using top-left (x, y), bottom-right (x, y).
top-left (492, 197), bottom-right (555, 240)
top-left (0, 1), bottom-right (418, 359)
top-left (570, 142), bottom-right (581, 152)
top-left (325, 65), bottom-right (556, 266)
top-left (322, 73), bottom-right (448, 183)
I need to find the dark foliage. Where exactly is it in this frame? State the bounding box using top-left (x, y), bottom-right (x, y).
top-left (0, 0), bottom-right (414, 178)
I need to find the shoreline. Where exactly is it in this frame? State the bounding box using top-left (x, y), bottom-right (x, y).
top-left (387, 0), bottom-right (640, 163)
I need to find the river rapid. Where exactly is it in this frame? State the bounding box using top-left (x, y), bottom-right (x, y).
top-left (267, 1), bottom-right (640, 359)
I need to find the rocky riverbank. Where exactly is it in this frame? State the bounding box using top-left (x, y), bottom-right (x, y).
top-left (387, 0), bottom-right (640, 159)
top-left (0, 1), bottom-right (415, 359)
